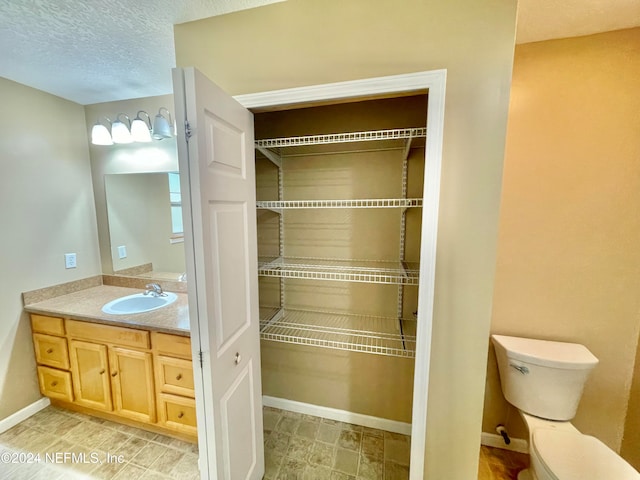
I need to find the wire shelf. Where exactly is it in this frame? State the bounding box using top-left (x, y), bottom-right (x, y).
top-left (259, 309), bottom-right (417, 358)
top-left (258, 257), bottom-right (419, 285)
top-left (257, 198), bottom-right (423, 210)
top-left (255, 128), bottom-right (426, 149)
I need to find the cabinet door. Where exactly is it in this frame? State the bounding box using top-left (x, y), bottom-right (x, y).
top-left (109, 347), bottom-right (156, 423)
top-left (69, 340), bottom-right (112, 411)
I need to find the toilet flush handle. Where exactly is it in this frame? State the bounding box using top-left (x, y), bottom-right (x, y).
top-left (510, 363), bottom-right (530, 375)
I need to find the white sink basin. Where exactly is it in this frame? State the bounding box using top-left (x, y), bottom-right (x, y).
top-left (102, 292), bottom-right (178, 315)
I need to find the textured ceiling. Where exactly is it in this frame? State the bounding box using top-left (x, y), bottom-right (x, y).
top-left (0, 0), bottom-right (639, 105)
top-left (0, 0), bottom-right (282, 105)
top-left (516, 0), bottom-right (640, 44)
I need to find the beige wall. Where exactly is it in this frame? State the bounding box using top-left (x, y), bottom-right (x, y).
top-left (485, 28), bottom-right (640, 457)
top-left (175, 1), bottom-right (517, 478)
top-left (84, 96), bottom-right (182, 275)
top-left (0, 77), bottom-right (101, 420)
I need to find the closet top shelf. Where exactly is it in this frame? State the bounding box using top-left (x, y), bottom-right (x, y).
top-left (255, 127), bottom-right (426, 158)
top-left (257, 198), bottom-right (423, 210)
top-left (255, 127), bottom-right (426, 149)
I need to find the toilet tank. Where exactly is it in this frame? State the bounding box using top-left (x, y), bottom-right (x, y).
top-left (491, 335), bottom-right (599, 421)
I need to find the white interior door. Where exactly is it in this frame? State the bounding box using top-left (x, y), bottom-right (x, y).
top-left (173, 67), bottom-right (264, 480)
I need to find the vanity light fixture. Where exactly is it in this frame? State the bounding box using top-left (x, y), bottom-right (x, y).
top-left (91, 116), bottom-right (113, 145)
top-left (152, 107), bottom-right (173, 140)
top-left (111, 113), bottom-right (134, 144)
top-left (131, 111), bottom-right (152, 143)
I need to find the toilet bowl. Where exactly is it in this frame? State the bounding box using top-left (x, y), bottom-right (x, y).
top-left (491, 335), bottom-right (640, 480)
top-left (517, 412), bottom-right (639, 480)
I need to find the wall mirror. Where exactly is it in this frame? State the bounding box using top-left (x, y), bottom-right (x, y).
top-left (104, 172), bottom-right (186, 280)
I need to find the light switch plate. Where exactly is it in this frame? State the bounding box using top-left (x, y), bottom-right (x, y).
top-left (117, 245), bottom-right (127, 259)
top-left (64, 253), bottom-right (77, 269)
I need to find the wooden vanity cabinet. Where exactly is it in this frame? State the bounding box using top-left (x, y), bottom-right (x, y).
top-left (30, 314), bottom-right (195, 441)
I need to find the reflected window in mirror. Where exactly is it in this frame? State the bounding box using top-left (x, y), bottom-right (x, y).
top-left (168, 172), bottom-right (184, 242)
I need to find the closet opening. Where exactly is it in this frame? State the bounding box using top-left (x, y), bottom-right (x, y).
top-left (253, 93), bottom-right (428, 476)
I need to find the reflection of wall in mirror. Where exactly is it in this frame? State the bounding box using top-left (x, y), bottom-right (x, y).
top-left (105, 173), bottom-right (186, 275)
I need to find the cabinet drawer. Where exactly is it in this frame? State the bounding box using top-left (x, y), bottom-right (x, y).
top-left (37, 366), bottom-right (73, 402)
top-left (66, 320), bottom-right (149, 349)
top-left (31, 314), bottom-right (65, 336)
top-left (156, 356), bottom-right (194, 398)
top-left (152, 332), bottom-right (191, 359)
top-left (157, 393), bottom-right (197, 435)
top-left (33, 334), bottom-right (69, 369)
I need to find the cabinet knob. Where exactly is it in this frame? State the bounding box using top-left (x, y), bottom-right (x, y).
top-left (176, 373), bottom-right (182, 381)
top-left (51, 381), bottom-right (58, 387)
top-left (234, 352), bottom-right (241, 365)
top-left (178, 411), bottom-right (184, 419)
top-left (99, 369), bottom-right (106, 375)
top-left (111, 371), bottom-right (118, 377)
top-left (46, 348), bottom-right (53, 354)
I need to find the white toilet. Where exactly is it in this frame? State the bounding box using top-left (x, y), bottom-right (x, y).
top-left (492, 334), bottom-right (640, 480)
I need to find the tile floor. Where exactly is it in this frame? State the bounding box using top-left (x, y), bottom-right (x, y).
top-left (478, 445), bottom-right (529, 480)
top-left (262, 406), bottom-right (410, 479)
top-left (0, 405), bottom-right (526, 479)
top-left (0, 406), bottom-right (199, 479)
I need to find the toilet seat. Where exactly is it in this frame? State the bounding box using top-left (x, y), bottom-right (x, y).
top-left (532, 429), bottom-right (640, 480)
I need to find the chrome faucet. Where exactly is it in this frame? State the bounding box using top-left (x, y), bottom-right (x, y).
top-left (144, 283), bottom-right (164, 297)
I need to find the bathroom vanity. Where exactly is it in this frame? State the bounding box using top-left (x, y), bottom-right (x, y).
top-left (24, 283), bottom-right (196, 442)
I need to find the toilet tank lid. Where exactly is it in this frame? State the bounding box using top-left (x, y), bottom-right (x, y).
top-left (533, 429), bottom-right (640, 479)
top-left (491, 335), bottom-right (599, 369)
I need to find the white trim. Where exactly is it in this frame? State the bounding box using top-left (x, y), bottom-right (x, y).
top-left (480, 432), bottom-right (529, 454)
top-left (0, 398), bottom-right (50, 434)
top-left (409, 70), bottom-right (446, 480)
top-left (234, 69), bottom-right (447, 480)
top-left (263, 395), bottom-right (411, 435)
top-left (235, 70), bottom-right (445, 109)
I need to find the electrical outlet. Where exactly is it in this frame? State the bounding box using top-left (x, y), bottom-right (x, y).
top-left (64, 253), bottom-right (77, 269)
top-left (117, 245), bottom-right (127, 259)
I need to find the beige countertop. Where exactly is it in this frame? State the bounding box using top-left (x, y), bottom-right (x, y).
top-left (24, 285), bottom-right (190, 336)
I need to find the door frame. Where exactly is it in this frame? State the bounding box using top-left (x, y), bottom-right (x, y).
top-left (236, 70), bottom-right (446, 479)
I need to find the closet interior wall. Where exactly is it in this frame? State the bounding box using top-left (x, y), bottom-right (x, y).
top-left (254, 95), bottom-right (427, 423)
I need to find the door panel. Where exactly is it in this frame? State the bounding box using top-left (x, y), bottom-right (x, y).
top-left (173, 66), bottom-right (264, 480)
top-left (210, 202), bottom-right (251, 352)
top-left (206, 113), bottom-right (246, 176)
top-left (220, 362), bottom-right (257, 480)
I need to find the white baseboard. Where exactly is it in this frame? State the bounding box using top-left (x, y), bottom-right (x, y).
top-left (481, 432), bottom-right (529, 454)
top-left (0, 397), bottom-right (50, 434)
top-left (263, 395), bottom-right (412, 435)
